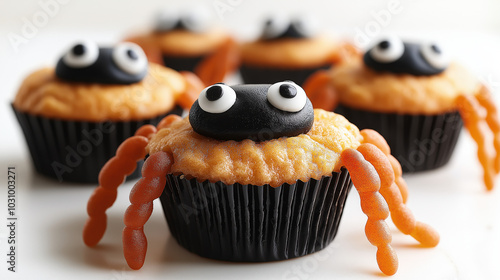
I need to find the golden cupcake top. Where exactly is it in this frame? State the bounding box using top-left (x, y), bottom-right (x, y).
top-left (240, 16), bottom-right (347, 69)
top-left (146, 82), bottom-right (362, 187)
top-left (13, 41), bottom-right (190, 121)
top-left (330, 37), bottom-right (481, 114)
top-left (128, 9), bottom-right (231, 57)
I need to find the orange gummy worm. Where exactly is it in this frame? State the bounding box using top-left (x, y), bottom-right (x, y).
top-left (195, 37), bottom-right (239, 85)
top-left (475, 87), bottom-right (500, 174)
top-left (123, 151), bottom-right (173, 270)
top-left (178, 71), bottom-right (205, 110)
top-left (83, 135), bottom-right (149, 247)
top-left (457, 94), bottom-right (496, 190)
top-left (340, 148), bottom-right (397, 276)
top-left (357, 144), bottom-right (439, 247)
top-left (302, 70), bottom-right (338, 111)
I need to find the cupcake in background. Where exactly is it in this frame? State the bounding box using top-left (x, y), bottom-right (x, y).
top-left (239, 14), bottom-right (358, 85)
top-left (12, 41), bottom-right (204, 183)
top-left (304, 36), bottom-right (500, 190)
top-left (126, 7), bottom-right (239, 85)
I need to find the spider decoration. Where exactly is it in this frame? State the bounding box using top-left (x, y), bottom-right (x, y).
top-left (304, 37), bottom-right (500, 190)
top-left (125, 8), bottom-right (239, 86)
top-left (83, 82), bottom-right (439, 276)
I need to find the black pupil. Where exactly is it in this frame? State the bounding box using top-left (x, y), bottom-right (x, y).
top-left (431, 44), bottom-right (441, 54)
top-left (279, 84), bottom-right (297, 99)
top-left (127, 49), bottom-right (138, 60)
top-left (72, 44), bottom-right (85, 56)
top-left (206, 86), bottom-right (224, 101)
top-left (379, 40), bottom-right (390, 50)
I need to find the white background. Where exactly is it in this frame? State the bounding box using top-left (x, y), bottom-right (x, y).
top-left (1, 0), bottom-right (500, 279)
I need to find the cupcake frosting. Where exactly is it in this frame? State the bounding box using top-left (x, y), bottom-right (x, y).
top-left (147, 109), bottom-right (362, 187)
top-left (330, 59), bottom-right (481, 114)
top-left (241, 36), bottom-right (338, 69)
top-left (13, 63), bottom-right (187, 121)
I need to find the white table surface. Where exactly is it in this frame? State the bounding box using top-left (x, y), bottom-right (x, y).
top-left (0, 29), bottom-right (500, 280)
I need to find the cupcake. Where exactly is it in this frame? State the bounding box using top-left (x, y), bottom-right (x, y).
top-left (126, 8), bottom-right (239, 85)
top-left (304, 36), bottom-right (500, 189)
top-left (239, 15), bottom-right (358, 85)
top-left (12, 41), bottom-right (204, 183)
top-left (83, 82), bottom-right (439, 276)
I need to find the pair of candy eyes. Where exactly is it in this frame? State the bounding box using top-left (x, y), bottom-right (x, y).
top-left (198, 82), bottom-right (307, 114)
top-left (62, 42), bottom-right (148, 75)
top-left (370, 37), bottom-right (449, 69)
top-left (262, 17), bottom-right (318, 39)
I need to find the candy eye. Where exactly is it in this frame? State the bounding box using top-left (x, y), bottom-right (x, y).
top-left (181, 8), bottom-right (211, 33)
top-left (291, 16), bottom-right (318, 38)
top-left (262, 16), bottom-right (289, 39)
top-left (267, 81), bottom-right (307, 112)
top-left (369, 37), bottom-right (404, 63)
top-left (62, 41), bottom-right (99, 68)
top-left (112, 43), bottom-right (148, 75)
top-left (420, 43), bottom-right (449, 70)
top-left (198, 84), bottom-right (237, 113)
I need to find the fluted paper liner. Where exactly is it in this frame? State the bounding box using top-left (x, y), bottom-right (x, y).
top-left (159, 168), bottom-right (352, 262)
top-left (12, 105), bottom-right (183, 183)
top-left (335, 105), bottom-right (463, 173)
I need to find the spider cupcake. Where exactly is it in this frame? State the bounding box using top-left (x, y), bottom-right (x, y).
top-left (304, 36), bottom-right (500, 190)
top-left (239, 15), bottom-right (358, 85)
top-left (126, 8), bottom-right (239, 85)
top-left (83, 81), bottom-right (439, 276)
top-left (12, 41), bottom-right (204, 183)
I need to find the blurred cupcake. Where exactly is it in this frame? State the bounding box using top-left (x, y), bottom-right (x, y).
top-left (85, 82), bottom-right (439, 276)
top-left (12, 41), bottom-right (204, 183)
top-left (126, 8), bottom-right (239, 85)
top-left (240, 15), bottom-right (358, 85)
top-left (304, 36), bottom-right (500, 189)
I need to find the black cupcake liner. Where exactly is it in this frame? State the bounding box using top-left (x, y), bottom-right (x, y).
top-left (239, 64), bottom-right (331, 85)
top-left (162, 54), bottom-right (206, 73)
top-left (335, 105), bottom-right (463, 173)
top-left (12, 105), bottom-right (183, 183)
top-left (159, 168), bottom-right (352, 262)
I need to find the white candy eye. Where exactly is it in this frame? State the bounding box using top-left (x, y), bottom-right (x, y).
top-left (181, 8), bottom-right (211, 33)
top-left (262, 16), bottom-right (289, 39)
top-left (369, 36), bottom-right (404, 63)
top-left (112, 43), bottom-right (148, 75)
top-left (420, 43), bottom-right (449, 69)
top-left (267, 81), bottom-right (307, 112)
top-left (156, 10), bottom-right (179, 32)
top-left (198, 84), bottom-right (236, 113)
top-left (291, 16), bottom-right (318, 38)
top-left (62, 41), bottom-right (99, 68)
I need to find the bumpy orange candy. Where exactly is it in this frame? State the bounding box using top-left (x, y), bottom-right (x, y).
top-left (83, 135), bottom-right (149, 247)
top-left (303, 70), bottom-right (338, 111)
top-left (123, 151), bottom-right (173, 270)
top-left (340, 148), bottom-right (397, 276)
top-left (457, 94), bottom-right (496, 190)
top-left (358, 143), bottom-right (439, 247)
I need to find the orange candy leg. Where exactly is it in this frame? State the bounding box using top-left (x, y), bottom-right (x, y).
top-left (195, 37), bottom-right (239, 85)
top-left (302, 70), bottom-right (338, 111)
top-left (340, 148), bottom-right (398, 276)
top-left (123, 151), bottom-right (173, 270)
top-left (83, 134), bottom-right (150, 247)
top-left (475, 86), bottom-right (500, 174)
top-left (177, 71), bottom-right (206, 110)
top-left (457, 94), bottom-right (496, 190)
top-left (357, 143), bottom-right (440, 247)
